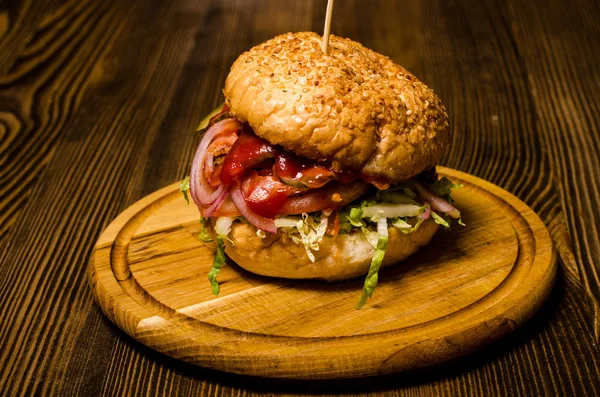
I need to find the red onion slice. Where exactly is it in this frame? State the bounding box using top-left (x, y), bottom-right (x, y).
top-left (230, 185), bottom-right (277, 233)
top-left (201, 186), bottom-right (230, 217)
top-left (211, 196), bottom-right (242, 217)
top-left (418, 204), bottom-right (431, 220)
top-left (412, 181), bottom-right (461, 218)
top-left (189, 118), bottom-right (241, 208)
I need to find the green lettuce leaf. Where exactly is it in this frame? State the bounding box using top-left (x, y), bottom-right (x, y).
top-left (392, 217), bottom-right (424, 234)
top-left (197, 103), bottom-right (226, 132)
top-left (347, 207), bottom-right (365, 227)
top-left (357, 219), bottom-right (389, 309)
top-left (375, 190), bottom-right (418, 204)
top-left (427, 177), bottom-right (462, 198)
top-left (431, 211), bottom-right (450, 228)
top-left (337, 216), bottom-right (353, 234)
top-left (179, 176), bottom-right (190, 204)
top-left (197, 217), bottom-right (213, 242)
top-left (403, 187), bottom-right (417, 198)
top-left (208, 236), bottom-right (226, 295)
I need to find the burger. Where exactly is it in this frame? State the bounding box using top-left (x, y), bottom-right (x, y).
top-left (181, 32), bottom-right (463, 308)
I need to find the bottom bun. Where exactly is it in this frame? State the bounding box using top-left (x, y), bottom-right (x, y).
top-left (211, 218), bottom-right (439, 282)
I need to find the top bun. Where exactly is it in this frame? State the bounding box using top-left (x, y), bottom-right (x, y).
top-left (224, 32), bottom-right (450, 184)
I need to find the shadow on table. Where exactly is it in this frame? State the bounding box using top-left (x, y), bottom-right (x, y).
top-left (106, 266), bottom-right (564, 394)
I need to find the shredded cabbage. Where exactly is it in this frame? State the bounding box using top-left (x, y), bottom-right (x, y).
top-left (275, 214), bottom-right (328, 262)
top-left (274, 217), bottom-right (302, 228)
top-left (256, 229), bottom-right (267, 238)
top-left (215, 216), bottom-right (235, 236)
top-left (362, 203), bottom-right (425, 220)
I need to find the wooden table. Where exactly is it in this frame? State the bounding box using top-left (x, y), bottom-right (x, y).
top-left (1, 0), bottom-right (598, 395)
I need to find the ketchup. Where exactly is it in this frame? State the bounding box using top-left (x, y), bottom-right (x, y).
top-left (242, 172), bottom-right (298, 218)
top-left (274, 153), bottom-right (337, 189)
top-left (220, 132), bottom-right (277, 185)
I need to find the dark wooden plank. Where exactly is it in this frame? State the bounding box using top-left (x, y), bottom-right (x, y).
top-left (0, 0), bottom-right (202, 395)
top-left (0, 0), bottom-right (598, 395)
top-left (0, 0), bottom-right (116, 245)
top-left (499, 0), bottom-right (600, 330)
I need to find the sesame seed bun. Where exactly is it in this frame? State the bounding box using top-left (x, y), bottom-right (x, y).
top-left (224, 32), bottom-right (450, 183)
top-left (209, 219), bottom-right (439, 281)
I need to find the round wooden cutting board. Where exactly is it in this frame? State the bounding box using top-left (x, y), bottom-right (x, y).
top-left (88, 167), bottom-right (556, 379)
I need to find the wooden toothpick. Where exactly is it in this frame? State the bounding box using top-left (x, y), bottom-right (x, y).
top-left (321, 0), bottom-right (335, 54)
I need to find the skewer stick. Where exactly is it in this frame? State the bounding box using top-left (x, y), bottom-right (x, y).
top-left (321, 0), bottom-right (335, 54)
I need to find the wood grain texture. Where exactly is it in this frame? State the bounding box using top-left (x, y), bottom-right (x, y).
top-left (89, 168), bottom-right (556, 379)
top-left (0, 0), bottom-right (598, 395)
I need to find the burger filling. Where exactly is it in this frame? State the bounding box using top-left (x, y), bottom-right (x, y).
top-left (183, 106), bottom-right (463, 308)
